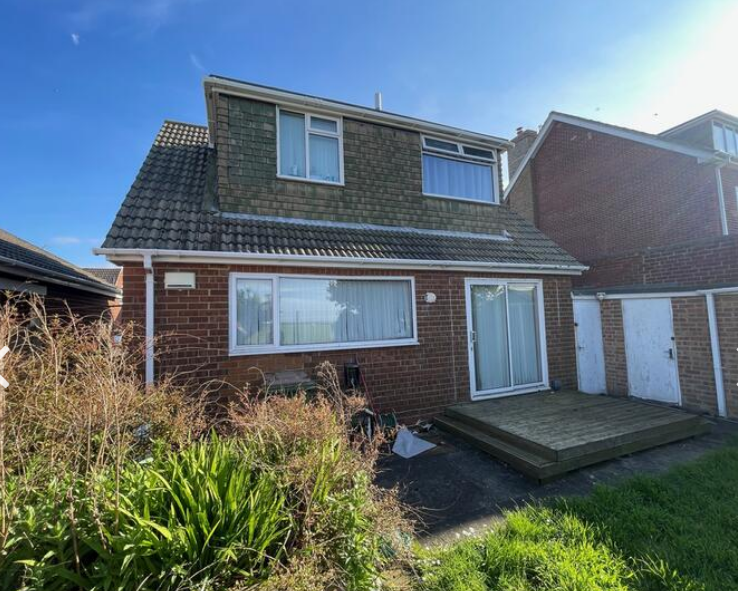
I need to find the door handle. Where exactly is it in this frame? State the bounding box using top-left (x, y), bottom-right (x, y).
top-left (668, 348), bottom-right (674, 360)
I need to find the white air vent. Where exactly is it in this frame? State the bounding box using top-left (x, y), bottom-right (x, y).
top-left (164, 272), bottom-right (196, 289)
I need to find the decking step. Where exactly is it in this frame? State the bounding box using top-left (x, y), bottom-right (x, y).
top-left (434, 415), bottom-right (555, 481)
top-left (435, 414), bottom-right (711, 483)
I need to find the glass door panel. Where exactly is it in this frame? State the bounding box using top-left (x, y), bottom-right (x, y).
top-left (471, 284), bottom-right (511, 391)
top-left (508, 285), bottom-right (542, 386)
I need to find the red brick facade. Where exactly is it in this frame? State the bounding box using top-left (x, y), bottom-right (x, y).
top-left (509, 121), bottom-right (725, 265)
top-left (121, 262), bottom-right (577, 422)
top-left (716, 293), bottom-right (738, 416)
top-left (671, 297), bottom-right (717, 414)
top-left (600, 300), bottom-right (627, 396)
top-left (577, 235), bottom-right (738, 290)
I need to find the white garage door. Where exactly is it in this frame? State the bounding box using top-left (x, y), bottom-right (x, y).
top-left (573, 299), bottom-right (606, 394)
top-left (622, 298), bottom-right (680, 404)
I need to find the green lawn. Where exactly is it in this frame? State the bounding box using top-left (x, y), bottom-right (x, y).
top-left (415, 442), bottom-right (738, 591)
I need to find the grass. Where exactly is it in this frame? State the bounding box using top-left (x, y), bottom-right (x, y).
top-left (416, 442), bottom-right (738, 591)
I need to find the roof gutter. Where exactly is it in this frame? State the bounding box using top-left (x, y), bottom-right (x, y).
top-left (94, 247), bottom-right (588, 276)
top-left (203, 76), bottom-right (513, 150)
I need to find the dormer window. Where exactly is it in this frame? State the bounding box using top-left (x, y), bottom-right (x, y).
top-left (713, 122), bottom-right (738, 155)
top-left (421, 136), bottom-right (498, 204)
top-left (278, 108), bottom-right (344, 185)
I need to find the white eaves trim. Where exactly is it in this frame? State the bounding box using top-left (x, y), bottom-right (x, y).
top-left (503, 112), bottom-right (721, 201)
top-left (94, 247), bottom-right (588, 275)
top-left (204, 76), bottom-right (513, 151)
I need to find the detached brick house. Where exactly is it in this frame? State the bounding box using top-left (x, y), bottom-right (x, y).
top-left (506, 110), bottom-right (738, 419)
top-left (98, 76), bottom-right (586, 421)
top-left (0, 228), bottom-right (121, 318)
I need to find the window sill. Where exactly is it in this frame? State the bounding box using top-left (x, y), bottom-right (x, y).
top-left (422, 192), bottom-right (499, 206)
top-left (229, 338), bottom-right (419, 357)
top-left (277, 174), bottom-right (345, 188)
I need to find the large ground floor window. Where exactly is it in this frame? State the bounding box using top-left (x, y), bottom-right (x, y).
top-left (465, 279), bottom-right (548, 398)
top-left (228, 273), bottom-right (417, 355)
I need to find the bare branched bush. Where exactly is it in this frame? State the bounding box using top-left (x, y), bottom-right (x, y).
top-left (0, 295), bottom-right (207, 481)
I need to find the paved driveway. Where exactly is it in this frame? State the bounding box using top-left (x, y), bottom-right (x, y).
top-left (375, 419), bottom-right (738, 546)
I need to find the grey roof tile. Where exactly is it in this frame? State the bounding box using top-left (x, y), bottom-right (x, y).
top-left (103, 121), bottom-right (583, 269)
top-left (0, 229), bottom-right (120, 295)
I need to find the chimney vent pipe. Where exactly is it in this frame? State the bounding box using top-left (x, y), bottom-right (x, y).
top-left (374, 91), bottom-right (383, 111)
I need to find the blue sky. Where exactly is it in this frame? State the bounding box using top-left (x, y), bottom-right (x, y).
top-left (2, 0), bottom-right (737, 267)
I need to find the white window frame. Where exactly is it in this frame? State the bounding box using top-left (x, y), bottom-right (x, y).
top-left (421, 135), bottom-right (499, 205)
top-left (464, 278), bottom-right (549, 400)
top-left (228, 273), bottom-right (418, 356)
top-left (276, 106), bottom-right (345, 186)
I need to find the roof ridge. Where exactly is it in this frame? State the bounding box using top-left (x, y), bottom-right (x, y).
top-left (162, 119), bottom-right (208, 129)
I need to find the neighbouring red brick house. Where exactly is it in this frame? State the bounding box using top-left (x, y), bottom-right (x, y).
top-left (0, 228), bottom-right (121, 318)
top-left (97, 76), bottom-right (586, 422)
top-left (506, 110), bottom-right (738, 419)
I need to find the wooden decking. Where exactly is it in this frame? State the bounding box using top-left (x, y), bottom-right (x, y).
top-left (435, 391), bottom-right (710, 482)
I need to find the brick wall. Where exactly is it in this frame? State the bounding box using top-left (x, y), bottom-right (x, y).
top-left (716, 293), bottom-right (738, 417)
top-left (524, 121), bottom-right (723, 263)
top-left (671, 297), bottom-right (717, 414)
top-left (600, 300), bottom-right (627, 395)
top-left (214, 94), bottom-right (510, 235)
top-left (576, 235), bottom-right (738, 290)
top-left (120, 262), bottom-right (577, 422)
top-left (506, 164), bottom-right (536, 223)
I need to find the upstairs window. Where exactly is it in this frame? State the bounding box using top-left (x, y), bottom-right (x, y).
top-left (278, 108), bottom-right (343, 184)
top-left (713, 122), bottom-right (738, 155)
top-left (421, 136), bottom-right (498, 204)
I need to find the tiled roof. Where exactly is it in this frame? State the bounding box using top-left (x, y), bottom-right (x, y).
top-left (84, 267), bottom-right (122, 286)
top-left (0, 229), bottom-right (121, 296)
top-left (103, 121), bottom-right (583, 270)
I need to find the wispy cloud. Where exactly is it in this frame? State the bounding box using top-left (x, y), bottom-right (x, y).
top-left (69, 0), bottom-right (206, 32)
top-left (189, 52), bottom-right (205, 72)
top-left (70, 33), bottom-right (80, 45)
top-left (51, 236), bottom-right (100, 246)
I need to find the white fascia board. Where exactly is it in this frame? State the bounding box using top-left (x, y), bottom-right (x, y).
top-left (204, 76), bottom-right (512, 150)
top-left (94, 248), bottom-right (587, 275)
top-left (503, 112), bottom-right (721, 201)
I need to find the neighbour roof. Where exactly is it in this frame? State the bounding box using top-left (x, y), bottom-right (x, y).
top-left (504, 111), bottom-right (726, 201)
top-left (659, 109), bottom-right (738, 137)
top-left (84, 267), bottom-right (122, 286)
top-left (0, 228), bottom-right (121, 297)
top-left (102, 120), bottom-right (584, 271)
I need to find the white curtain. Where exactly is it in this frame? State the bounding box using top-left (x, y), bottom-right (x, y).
top-left (236, 279), bottom-right (273, 346)
top-left (471, 285), bottom-right (510, 391)
top-left (508, 285), bottom-right (541, 385)
top-left (279, 278), bottom-right (412, 346)
top-left (423, 154), bottom-right (492, 202)
top-left (279, 111), bottom-right (306, 177)
top-left (309, 134), bottom-right (339, 182)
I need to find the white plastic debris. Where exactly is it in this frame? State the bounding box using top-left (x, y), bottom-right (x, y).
top-left (392, 427), bottom-right (436, 459)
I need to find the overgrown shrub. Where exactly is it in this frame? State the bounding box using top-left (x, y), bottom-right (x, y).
top-left (0, 297), bottom-right (411, 590)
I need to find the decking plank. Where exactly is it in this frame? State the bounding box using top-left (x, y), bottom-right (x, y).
top-left (438, 391), bottom-right (710, 469)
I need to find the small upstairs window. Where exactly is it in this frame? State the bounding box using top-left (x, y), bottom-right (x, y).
top-left (278, 108), bottom-right (343, 184)
top-left (713, 122), bottom-right (738, 155)
top-left (421, 136), bottom-right (498, 204)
